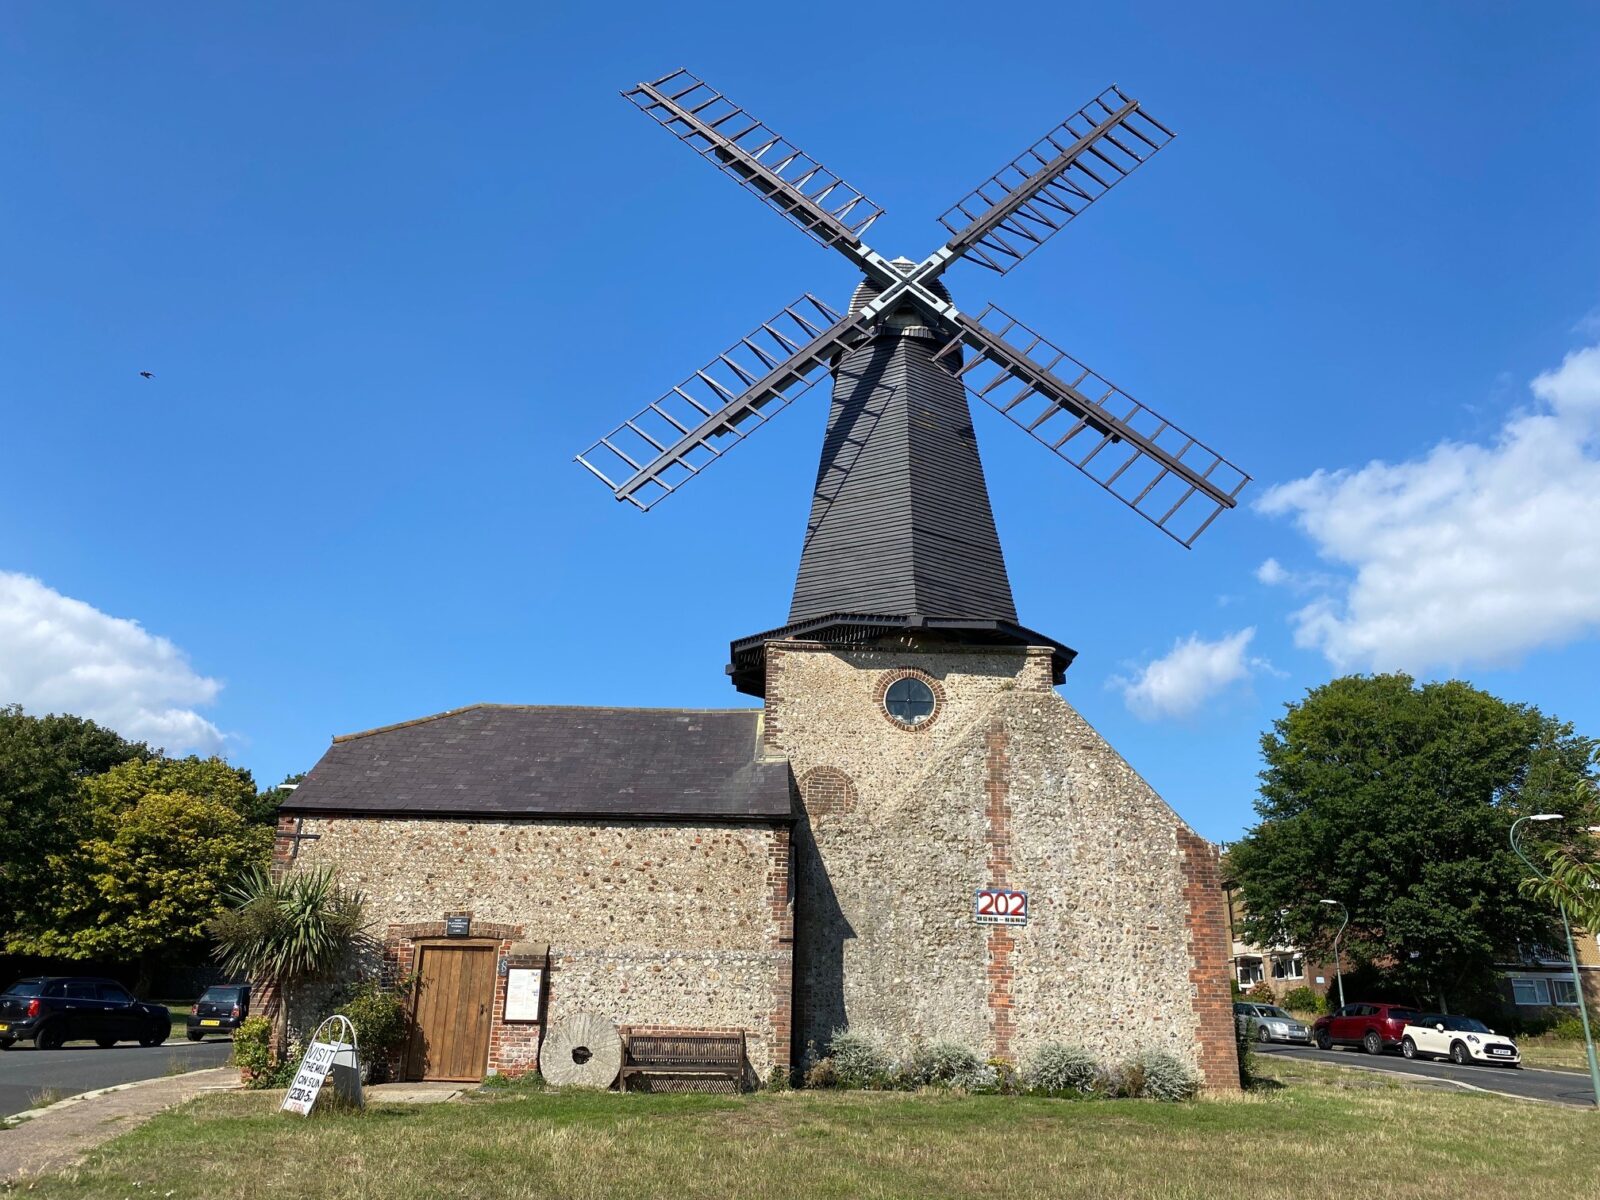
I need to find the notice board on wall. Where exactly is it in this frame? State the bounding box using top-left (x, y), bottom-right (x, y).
top-left (504, 967), bottom-right (544, 1022)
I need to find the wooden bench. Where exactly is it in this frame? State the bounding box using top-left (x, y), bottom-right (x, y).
top-left (618, 1029), bottom-right (748, 1093)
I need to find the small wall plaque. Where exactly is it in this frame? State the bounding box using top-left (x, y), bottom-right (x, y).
top-left (445, 915), bottom-right (471, 938)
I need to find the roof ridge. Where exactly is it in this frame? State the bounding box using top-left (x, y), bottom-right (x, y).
top-left (331, 703), bottom-right (763, 744)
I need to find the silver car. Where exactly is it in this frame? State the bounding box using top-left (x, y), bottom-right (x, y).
top-left (1234, 1002), bottom-right (1312, 1044)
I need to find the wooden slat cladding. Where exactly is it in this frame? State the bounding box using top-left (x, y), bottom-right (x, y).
top-left (789, 321), bottom-right (1017, 625)
top-left (406, 945), bottom-right (496, 1082)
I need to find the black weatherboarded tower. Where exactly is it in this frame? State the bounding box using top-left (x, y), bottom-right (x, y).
top-left (578, 70), bottom-right (1248, 695)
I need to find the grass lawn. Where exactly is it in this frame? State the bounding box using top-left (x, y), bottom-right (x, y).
top-left (1519, 1037), bottom-right (1592, 1071)
top-left (32, 1058), bottom-right (1600, 1200)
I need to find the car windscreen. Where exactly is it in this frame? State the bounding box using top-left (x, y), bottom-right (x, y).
top-left (1, 980), bottom-right (40, 997)
top-left (202, 987), bottom-right (242, 1003)
top-left (1259, 1007), bottom-right (1292, 1019)
top-left (1437, 1016), bottom-right (1490, 1032)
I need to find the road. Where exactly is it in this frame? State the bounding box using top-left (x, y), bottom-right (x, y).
top-left (1256, 1042), bottom-right (1597, 1107)
top-left (0, 1036), bottom-right (232, 1117)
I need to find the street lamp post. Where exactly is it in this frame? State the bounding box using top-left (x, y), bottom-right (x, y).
top-left (1319, 899), bottom-right (1348, 1010)
top-left (1511, 813), bottom-right (1600, 1109)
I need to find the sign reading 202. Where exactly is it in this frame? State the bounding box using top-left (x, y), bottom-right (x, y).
top-left (973, 887), bottom-right (1028, 926)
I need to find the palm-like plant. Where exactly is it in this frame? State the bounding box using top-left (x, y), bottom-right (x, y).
top-left (209, 865), bottom-right (367, 1055)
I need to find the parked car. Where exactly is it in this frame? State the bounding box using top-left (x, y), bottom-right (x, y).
top-left (0, 977), bottom-right (169, 1050)
top-left (1234, 1001), bottom-right (1312, 1044)
top-left (186, 984), bottom-right (250, 1041)
top-left (1312, 1002), bottom-right (1423, 1054)
top-left (1401, 1014), bottom-right (1521, 1067)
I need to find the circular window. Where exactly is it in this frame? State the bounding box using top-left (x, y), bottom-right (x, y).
top-left (884, 676), bottom-right (936, 725)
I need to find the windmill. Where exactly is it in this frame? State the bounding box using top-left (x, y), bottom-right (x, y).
top-left (577, 69), bottom-right (1250, 695)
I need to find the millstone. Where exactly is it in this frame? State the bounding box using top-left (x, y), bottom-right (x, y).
top-left (538, 1012), bottom-right (621, 1088)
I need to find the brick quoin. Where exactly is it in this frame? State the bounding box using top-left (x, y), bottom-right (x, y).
top-left (1176, 829), bottom-right (1241, 1093)
top-left (767, 825), bottom-right (795, 1076)
top-left (983, 721), bottom-right (1015, 1064)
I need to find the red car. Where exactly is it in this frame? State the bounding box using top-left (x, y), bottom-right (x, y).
top-left (1312, 1002), bottom-right (1423, 1054)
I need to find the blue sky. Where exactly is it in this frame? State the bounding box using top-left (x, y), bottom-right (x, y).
top-left (3, 3), bottom-right (1598, 841)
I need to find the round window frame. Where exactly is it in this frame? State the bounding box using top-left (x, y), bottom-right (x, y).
top-left (874, 669), bottom-right (945, 732)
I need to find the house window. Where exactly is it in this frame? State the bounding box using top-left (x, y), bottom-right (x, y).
top-left (1512, 977), bottom-right (1551, 1006)
top-left (1271, 954), bottom-right (1304, 980)
top-left (1237, 959), bottom-right (1264, 986)
top-left (1552, 978), bottom-right (1581, 1007)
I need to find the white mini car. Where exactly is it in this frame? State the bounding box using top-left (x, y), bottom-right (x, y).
top-left (1401, 1014), bottom-right (1521, 1067)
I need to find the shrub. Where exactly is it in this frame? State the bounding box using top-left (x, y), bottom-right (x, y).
top-left (803, 1056), bottom-right (838, 1089)
top-left (1280, 986), bottom-right (1320, 1014)
top-left (231, 1016), bottom-right (273, 1086)
top-left (1245, 981), bottom-right (1277, 1003)
top-left (828, 1030), bottom-right (893, 1089)
top-left (904, 1041), bottom-right (986, 1089)
top-left (765, 1064), bottom-right (793, 1091)
top-left (333, 979), bottom-right (411, 1081)
top-left (1551, 1014), bottom-right (1588, 1042)
top-left (1025, 1044), bottom-right (1104, 1097)
top-left (1117, 1049), bottom-right (1199, 1102)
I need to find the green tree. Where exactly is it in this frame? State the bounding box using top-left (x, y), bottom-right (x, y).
top-left (0, 706), bottom-right (151, 941)
top-left (209, 866), bottom-right (367, 1055)
top-left (1520, 750), bottom-right (1600, 932)
top-left (1229, 674), bottom-right (1597, 1011)
top-left (7, 756), bottom-right (272, 989)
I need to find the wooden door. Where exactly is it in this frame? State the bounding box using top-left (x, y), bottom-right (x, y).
top-left (405, 945), bottom-right (496, 1081)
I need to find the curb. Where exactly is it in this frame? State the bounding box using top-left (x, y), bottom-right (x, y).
top-left (5, 1067), bottom-right (240, 1125)
top-left (1288, 1056), bottom-right (1583, 1110)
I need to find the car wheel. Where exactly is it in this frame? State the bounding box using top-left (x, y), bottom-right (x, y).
top-left (186, 1030), bottom-right (203, 1042)
top-left (1316, 1030), bottom-right (1332, 1051)
top-left (138, 1026), bottom-right (167, 1048)
top-left (1450, 1042), bottom-right (1469, 1065)
top-left (1363, 1030), bottom-right (1383, 1055)
top-left (35, 1022), bottom-right (65, 1051)
top-left (0, 1038), bottom-right (14, 1051)
top-left (94, 1037), bottom-right (118, 1049)
top-left (1256, 1025), bottom-right (1271, 1043)
top-left (1401, 1036), bottom-right (1417, 1059)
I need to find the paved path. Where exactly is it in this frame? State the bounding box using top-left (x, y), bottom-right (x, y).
top-left (0, 1067), bottom-right (237, 1182)
top-left (1257, 1042), bottom-right (1598, 1107)
top-left (0, 1037), bottom-right (232, 1118)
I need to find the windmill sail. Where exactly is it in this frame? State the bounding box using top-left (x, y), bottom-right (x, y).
top-left (625, 69), bottom-right (885, 256)
top-left (576, 295), bottom-right (865, 510)
top-left (939, 87), bottom-right (1174, 276)
top-left (939, 306), bottom-right (1249, 546)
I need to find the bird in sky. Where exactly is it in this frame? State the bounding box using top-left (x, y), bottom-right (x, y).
top-left (139, 371), bottom-right (153, 379)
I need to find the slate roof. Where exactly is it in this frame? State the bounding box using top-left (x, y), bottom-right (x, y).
top-left (282, 704), bottom-right (792, 822)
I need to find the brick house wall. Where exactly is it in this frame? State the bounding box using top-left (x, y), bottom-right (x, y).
top-left (767, 639), bottom-right (1239, 1092)
top-left (277, 814), bottom-right (794, 1080)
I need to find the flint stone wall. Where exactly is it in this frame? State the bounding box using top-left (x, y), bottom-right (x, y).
top-left (766, 639), bottom-right (1236, 1090)
top-left (281, 816), bottom-right (791, 1078)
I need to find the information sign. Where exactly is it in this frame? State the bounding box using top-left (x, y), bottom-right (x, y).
top-left (280, 1015), bottom-right (364, 1116)
top-left (504, 967), bottom-right (544, 1022)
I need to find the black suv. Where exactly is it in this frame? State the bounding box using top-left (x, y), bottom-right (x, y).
top-left (186, 984), bottom-right (250, 1041)
top-left (0, 977), bottom-right (169, 1050)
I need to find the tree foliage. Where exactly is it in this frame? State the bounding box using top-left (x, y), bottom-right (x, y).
top-left (1519, 751), bottom-right (1600, 933)
top-left (2, 739), bottom-right (274, 974)
top-left (1229, 674), bottom-right (1597, 1010)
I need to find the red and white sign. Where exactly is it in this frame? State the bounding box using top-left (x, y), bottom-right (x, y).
top-left (974, 887), bottom-right (1028, 926)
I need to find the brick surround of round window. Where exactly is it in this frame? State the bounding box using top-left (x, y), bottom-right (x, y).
top-left (873, 669), bottom-right (946, 732)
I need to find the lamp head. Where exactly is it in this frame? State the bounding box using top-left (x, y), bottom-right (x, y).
top-left (1319, 899), bottom-right (1340, 906)
top-left (1529, 813), bottom-right (1563, 822)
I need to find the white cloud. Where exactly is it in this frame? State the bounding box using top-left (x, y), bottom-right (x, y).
top-left (1116, 628), bottom-right (1262, 720)
top-left (1258, 341), bottom-right (1600, 672)
top-left (0, 572), bottom-right (225, 755)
